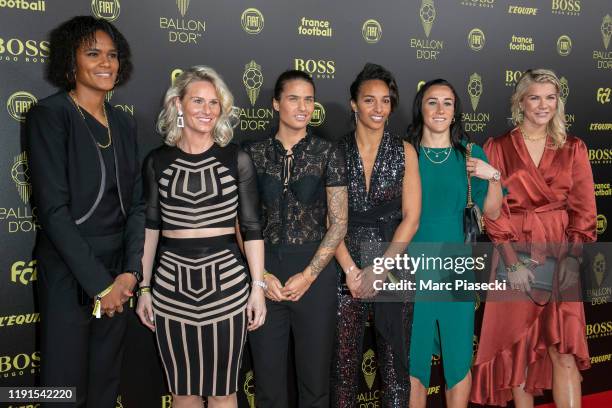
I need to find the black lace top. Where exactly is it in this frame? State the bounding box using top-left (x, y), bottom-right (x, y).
top-left (143, 143), bottom-right (262, 241)
top-left (244, 133), bottom-right (347, 245)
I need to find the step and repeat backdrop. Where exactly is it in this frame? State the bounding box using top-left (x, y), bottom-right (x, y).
top-left (1, 0), bottom-right (612, 407)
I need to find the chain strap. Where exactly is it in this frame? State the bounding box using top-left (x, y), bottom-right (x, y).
top-left (466, 142), bottom-right (474, 207)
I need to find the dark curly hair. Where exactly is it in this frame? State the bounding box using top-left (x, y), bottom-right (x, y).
top-left (46, 15), bottom-right (132, 91)
top-left (350, 62), bottom-right (399, 112)
top-left (405, 78), bottom-right (469, 157)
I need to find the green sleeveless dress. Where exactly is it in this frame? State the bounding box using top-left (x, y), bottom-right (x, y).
top-left (408, 144), bottom-right (489, 389)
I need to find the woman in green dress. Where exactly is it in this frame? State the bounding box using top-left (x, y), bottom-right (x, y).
top-left (406, 79), bottom-right (503, 408)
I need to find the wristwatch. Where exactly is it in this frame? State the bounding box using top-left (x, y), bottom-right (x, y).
top-left (129, 270), bottom-right (143, 283)
top-left (490, 170), bottom-right (501, 183)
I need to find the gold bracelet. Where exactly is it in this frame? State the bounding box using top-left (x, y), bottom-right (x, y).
top-left (92, 283), bottom-right (115, 318)
top-left (138, 286), bottom-right (151, 296)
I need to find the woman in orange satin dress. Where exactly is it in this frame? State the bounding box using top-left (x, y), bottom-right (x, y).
top-left (471, 69), bottom-right (596, 407)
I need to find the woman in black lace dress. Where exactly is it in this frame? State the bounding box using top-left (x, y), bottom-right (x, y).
top-left (331, 63), bottom-right (421, 407)
top-left (245, 70), bottom-right (348, 408)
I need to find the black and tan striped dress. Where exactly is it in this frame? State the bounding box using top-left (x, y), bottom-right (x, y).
top-left (143, 144), bottom-right (261, 396)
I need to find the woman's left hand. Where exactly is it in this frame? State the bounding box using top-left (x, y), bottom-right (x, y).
top-left (282, 272), bottom-right (313, 302)
top-left (246, 287), bottom-right (266, 331)
top-left (466, 157), bottom-right (498, 181)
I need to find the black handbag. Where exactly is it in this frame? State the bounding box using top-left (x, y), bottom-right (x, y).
top-left (463, 143), bottom-right (486, 243)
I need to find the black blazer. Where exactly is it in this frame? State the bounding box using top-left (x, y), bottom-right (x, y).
top-left (26, 91), bottom-right (144, 297)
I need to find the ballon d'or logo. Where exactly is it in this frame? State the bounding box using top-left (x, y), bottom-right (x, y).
top-left (361, 349), bottom-right (377, 390)
top-left (602, 14), bottom-right (612, 50)
top-left (243, 370), bottom-right (256, 408)
top-left (467, 73), bottom-right (483, 111)
top-left (309, 102), bottom-right (326, 127)
top-left (557, 35), bottom-right (572, 56)
top-left (176, 0), bottom-right (190, 17)
top-left (241, 8), bottom-right (264, 34)
top-left (559, 76), bottom-right (569, 104)
top-left (12, 152), bottom-right (31, 204)
top-left (243, 61), bottom-right (263, 106)
top-left (91, 0), bottom-right (120, 22)
top-left (468, 28), bottom-right (485, 51)
top-left (593, 253), bottom-right (606, 288)
top-left (362, 19), bottom-right (382, 43)
top-left (419, 0), bottom-right (436, 38)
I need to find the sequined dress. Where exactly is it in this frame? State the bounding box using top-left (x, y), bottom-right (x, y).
top-left (331, 132), bottom-right (413, 407)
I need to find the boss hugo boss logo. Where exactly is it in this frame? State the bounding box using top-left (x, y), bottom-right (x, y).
top-left (0, 0), bottom-right (45, 12)
top-left (460, 0), bottom-right (494, 8)
top-left (589, 149), bottom-right (612, 165)
top-left (362, 19), bottom-right (382, 43)
top-left (91, 0), bottom-right (120, 22)
top-left (586, 321), bottom-right (612, 338)
top-left (0, 351), bottom-right (40, 377)
top-left (0, 38), bottom-right (49, 63)
top-left (241, 8), bottom-right (264, 34)
top-left (293, 58), bottom-right (335, 79)
top-left (159, 0), bottom-right (206, 44)
top-left (551, 0), bottom-right (581, 16)
top-left (504, 69), bottom-right (523, 87)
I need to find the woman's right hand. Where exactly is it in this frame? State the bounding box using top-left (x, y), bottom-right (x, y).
top-left (263, 273), bottom-right (289, 302)
top-left (508, 263), bottom-right (535, 293)
top-left (345, 267), bottom-right (363, 298)
top-left (136, 293), bottom-right (155, 331)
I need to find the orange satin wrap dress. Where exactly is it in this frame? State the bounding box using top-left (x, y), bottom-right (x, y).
top-left (471, 128), bottom-right (597, 406)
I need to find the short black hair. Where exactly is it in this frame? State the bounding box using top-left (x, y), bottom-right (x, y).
top-left (350, 63), bottom-right (399, 112)
top-left (273, 69), bottom-right (315, 101)
top-left (46, 15), bottom-right (132, 91)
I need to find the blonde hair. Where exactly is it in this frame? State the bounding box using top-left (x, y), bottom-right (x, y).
top-left (156, 66), bottom-right (239, 147)
top-left (511, 68), bottom-right (566, 148)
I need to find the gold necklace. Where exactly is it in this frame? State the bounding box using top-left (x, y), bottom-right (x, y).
top-left (69, 92), bottom-right (112, 148)
top-left (422, 146), bottom-right (452, 164)
top-left (520, 127), bottom-right (547, 142)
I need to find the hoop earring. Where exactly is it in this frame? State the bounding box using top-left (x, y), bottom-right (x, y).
top-left (177, 111), bottom-right (185, 128)
top-left (451, 117), bottom-right (456, 123)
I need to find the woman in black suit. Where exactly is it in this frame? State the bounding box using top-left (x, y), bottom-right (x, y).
top-left (26, 16), bottom-right (144, 408)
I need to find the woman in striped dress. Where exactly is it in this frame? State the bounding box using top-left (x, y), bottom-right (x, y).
top-left (136, 66), bottom-right (266, 408)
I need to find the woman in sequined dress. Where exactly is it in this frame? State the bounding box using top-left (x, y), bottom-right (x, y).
top-left (331, 63), bottom-right (421, 407)
top-left (406, 79), bottom-right (503, 408)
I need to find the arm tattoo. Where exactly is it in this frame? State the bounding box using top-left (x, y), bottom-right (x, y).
top-left (307, 186), bottom-right (348, 278)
